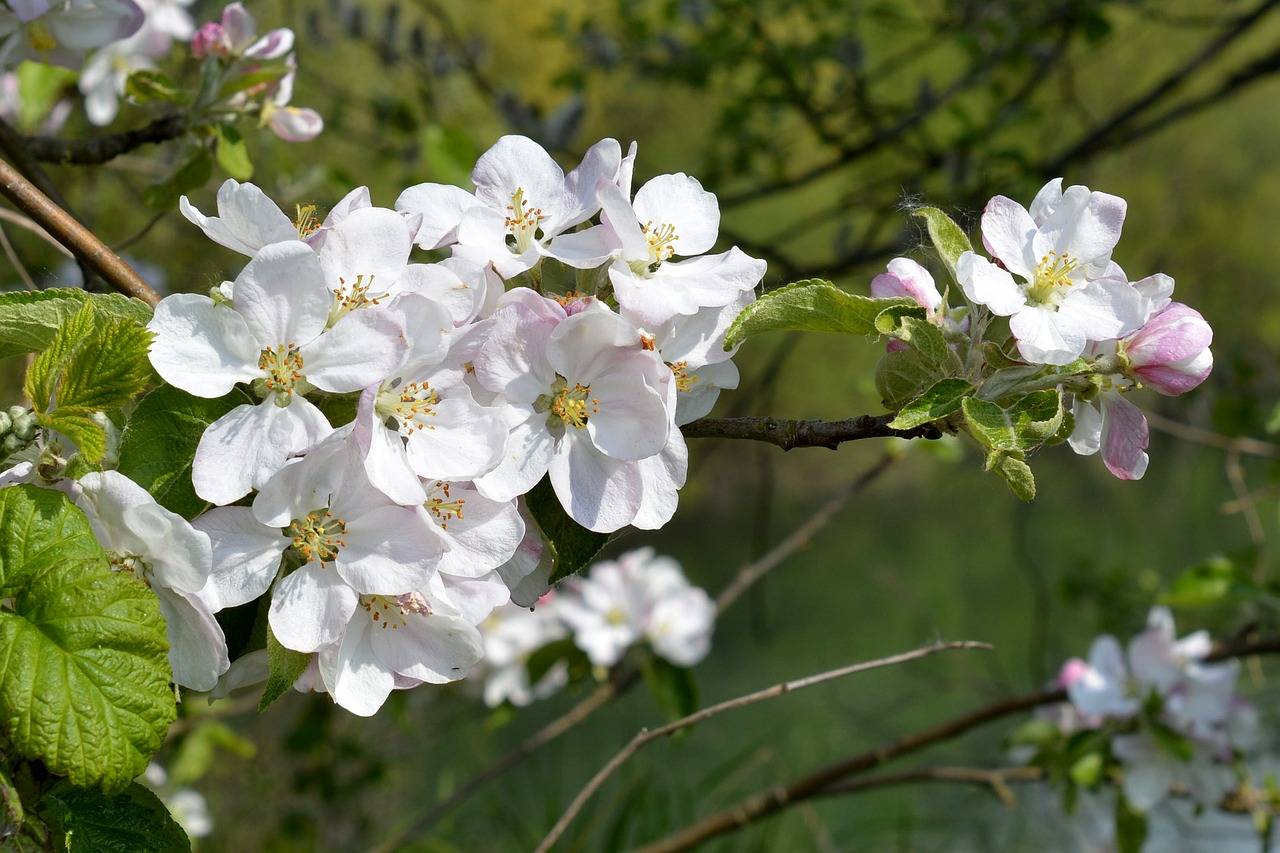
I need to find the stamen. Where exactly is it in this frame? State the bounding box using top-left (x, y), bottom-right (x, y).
top-left (287, 509), bottom-right (348, 567)
top-left (258, 343), bottom-right (305, 400)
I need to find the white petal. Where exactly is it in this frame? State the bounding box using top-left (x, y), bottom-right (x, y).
top-left (192, 398), bottom-right (332, 505)
top-left (148, 294), bottom-right (261, 396)
top-left (304, 308), bottom-right (408, 392)
top-left (548, 438), bottom-right (643, 532)
top-left (192, 506), bottom-right (288, 611)
top-left (156, 587), bottom-right (229, 692)
top-left (337, 506), bottom-right (441, 595)
top-left (270, 566), bottom-right (358, 653)
top-left (395, 183), bottom-right (479, 250)
top-left (234, 241), bottom-right (330, 347)
top-left (633, 173), bottom-right (720, 257)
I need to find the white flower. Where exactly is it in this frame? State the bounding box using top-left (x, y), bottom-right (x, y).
top-left (480, 598), bottom-right (569, 707)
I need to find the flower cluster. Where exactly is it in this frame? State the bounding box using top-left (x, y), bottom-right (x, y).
top-left (0, 0), bottom-right (143, 71)
top-left (1043, 608), bottom-right (1257, 813)
top-left (141, 135), bottom-right (758, 714)
top-left (873, 179), bottom-right (1212, 480)
top-left (479, 548), bottom-right (716, 708)
top-left (77, 0), bottom-right (194, 125)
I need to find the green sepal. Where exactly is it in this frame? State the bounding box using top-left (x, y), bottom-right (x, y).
top-left (874, 347), bottom-right (938, 411)
top-left (641, 656), bottom-right (699, 725)
top-left (981, 341), bottom-right (1026, 371)
top-left (0, 487), bottom-right (174, 793)
top-left (0, 289), bottom-right (151, 360)
top-left (889, 378), bottom-right (974, 429)
top-left (116, 384), bottom-right (255, 520)
top-left (259, 625), bottom-right (311, 713)
top-left (912, 206), bottom-right (973, 281)
top-left (722, 279), bottom-right (915, 350)
top-left (214, 122), bottom-right (253, 182)
top-left (526, 476), bottom-right (611, 585)
top-left (35, 781), bottom-right (190, 853)
top-left (985, 449), bottom-right (1036, 501)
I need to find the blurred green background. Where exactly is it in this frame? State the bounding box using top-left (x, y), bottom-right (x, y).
top-left (7, 0), bottom-right (1280, 849)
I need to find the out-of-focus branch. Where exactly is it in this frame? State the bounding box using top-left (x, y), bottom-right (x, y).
top-left (23, 113), bottom-right (186, 166)
top-left (681, 413), bottom-right (944, 450)
top-left (815, 765), bottom-right (1045, 806)
top-left (536, 641), bottom-right (993, 852)
top-left (0, 157), bottom-right (160, 306)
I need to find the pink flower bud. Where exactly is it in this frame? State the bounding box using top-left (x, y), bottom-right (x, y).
top-left (1122, 302), bottom-right (1213, 395)
top-left (1057, 657), bottom-right (1089, 689)
top-left (870, 257), bottom-right (942, 314)
top-left (190, 22), bottom-right (229, 58)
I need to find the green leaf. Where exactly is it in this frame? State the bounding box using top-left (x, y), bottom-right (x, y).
top-left (526, 476), bottom-right (611, 585)
top-left (35, 411), bottom-right (106, 463)
top-left (1068, 752), bottom-right (1103, 787)
top-left (524, 637), bottom-right (587, 686)
top-left (722, 280), bottom-right (915, 350)
top-left (874, 310), bottom-right (950, 367)
top-left (889, 378), bottom-right (974, 429)
top-left (124, 70), bottom-right (188, 105)
top-left (24, 302), bottom-right (95, 413)
top-left (641, 657), bottom-right (699, 724)
top-left (40, 318), bottom-right (152, 415)
top-left (214, 123), bottom-right (253, 182)
top-left (36, 781), bottom-right (189, 853)
top-left (1115, 792), bottom-right (1148, 853)
top-left (961, 391), bottom-right (1064, 452)
top-left (873, 347), bottom-right (937, 411)
top-left (912, 206), bottom-right (973, 281)
top-left (0, 765), bottom-right (24, 838)
top-left (1006, 718), bottom-right (1062, 749)
top-left (985, 450), bottom-right (1036, 501)
top-left (981, 341), bottom-right (1026, 371)
top-left (0, 290), bottom-right (151, 360)
top-left (1160, 556), bottom-right (1246, 608)
top-left (0, 487), bottom-right (174, 792)
top-left (16, 63), bottom-right (77, 132)
top-left (1148, 722), bottom-right (1194, 762)
top-left (117, 385), bottom-right (254, 519)
top-left (259, 625), bottom-right (310, 713)
top-left (143, 145), bottom-right (213, 211)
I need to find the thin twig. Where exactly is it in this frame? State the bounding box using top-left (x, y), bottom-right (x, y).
top-left (1145, 410), bottom-right (1280, 458)
top-left (0, 157), bottom-right (159, 306)
top-left (814, 765), bottom-right (1045, 806)
top-left (681, 413), bottom-right (943, 450)
top-left (535, 640), bottom-right (992, 852)
top-left (0, 209), bottom-right (73, 258)
top-left (0, 222), bottom-right (36, 291)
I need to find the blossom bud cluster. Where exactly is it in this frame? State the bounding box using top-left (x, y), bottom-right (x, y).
top-left (0, 405), bottom-right (37, 456)
top-left (479, 548), bottom-right (716, 708)
top-left (138, 134), bottom-right (760, 714)
top-left (1044, 607), bottom-right (1256, 813)
top-left (873, 178), bottom-right (1213, 480)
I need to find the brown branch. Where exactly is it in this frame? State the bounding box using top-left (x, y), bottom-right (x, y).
top-left (815, 765), bottom-right (1045, 807)
top-left (0, 157), bottom-right (160, 306)
top-left (1145, 411), bottom-right (1280, 458)
top-left (681, 413), bottom-right (944, 450)
top-left (536, 641), bottom-right (993, 852)
top-left (630, 634), bottom-right (1280, 853)
top-left (24, 113), bottom-right (186, 166)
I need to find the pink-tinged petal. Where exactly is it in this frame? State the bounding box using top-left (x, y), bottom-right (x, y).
top-left (192, 506), bottom-right (288, 611)
top-left (633, 173), bottom-right (720, 257)
top-left (674, 359), bottom-right (738, 425)
top-left (304, 308), bottom-right (408, 392)
top-left (324, 617), bottom-right (394, 716)
top-left (148, 294), bottom-right (261, 396)
top-left (372, 609), bottom-right (483, 683)
top-left (336, 506), bottom-right (440, 594)
top-left (1100, 393), bottom-right (1149, 480)
top-left (1058, 276), bottom-right (1147, 341)
top-left (221, 2), bottom-right (253, 44)
top-left (558, 137), bottom-right (621, 232)
top-left (179, 179), bottom-right (297, 256)
top-left (193, 397), bottom-right (332, 505)
top-left (395, 183), bottom-right (479, 250)
top-left (549, 439), bottom-right (643, 532)
top-left (270, 565), bottom-right (358, 653)
top-left (871, 257), bottom-right (941, 312)
top-left (471, 135), bottom-right (567, 227)
top-left (156, 587), bottom-right (229, 692)
top-left (630, 430), bottom-right (688, 530)
top-left (235, 241), bottom-right (330, 347)
top-left (244, 26), bottom-right (293, 58)
top-left (1027, 178), bottom-right (1063, 224)
top-left (956, 252), bottom-right (1026, 316)
top-left (268, 106), bottom-right (322, 143)
top-left (979, 196), bottom-right (1037, 279)
top-left (1132, 273), bottom-right (1174, 316)
top-left (472, 411), bottom-right (556, 502)
top-left (474, 301), bottom-right (558, 402)
top-left (1125, 303), bottom-right (1213, 395)
top-left (1009, 304), bottom-right (1080, 365)
top-left (1067, 398), bottom-right (1103, 457)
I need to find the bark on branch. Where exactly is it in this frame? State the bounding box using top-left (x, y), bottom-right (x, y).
top-left (681, 413), bottom-right (944, 450)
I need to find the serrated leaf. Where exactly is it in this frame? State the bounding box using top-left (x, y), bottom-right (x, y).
top-left (214, 123), bottom-right (253, 181)
top-left (962, 391), bottom-right (1064, 452)
top-left (913, 206), bottom-right (973, 281)
top-left (526, 476), bottom-right (611, 585)
top-left (259, 625), bottom-right (310, 713)
top-left (985, 450), bottom-right (1036, 501)
top-left (51, 321), bottom-right (152, 414)
top-left (0, 290), bottom-right (151, 360)
top-left (24, 302), bottom-right (94, 413)
top-left (0, 487), bottom-right (174, 793)
top-left (723, 280), bottom-right (914, 350)
top-left (641, 657), bottom-right (699, 724)
top-left (143, 146), bottom-right (213, 211)
top-left (36, 781), bottom-right (189, 853)
top-left (889, 378), bottom-right (974, 429)
top-left (35, 410), bottom-right (106, 463)
top-left (874, 309), bottom-right (949, 367)
top-left (874, 347), bottom-right (937, 411)
top-left (116, 385), bottom-right (253, 519)
top-left (125, 70), bottom-right (187, 106)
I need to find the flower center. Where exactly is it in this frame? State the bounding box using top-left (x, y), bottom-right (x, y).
top-left (294, 204), bottom-right (320, 239)
top-left (669, 360), bottom-right (698, 392)
top-left (360, 591), bottom-right (433, 630)
top-left (1025, 251), bottom-right (1079, 308)
top-left (629, 220), bottom-right (679, 276)
top-left (423, 481), bottom-right (466, 530)
top-left (257, 343), bottom-right (304, 402)
top-left (504, 187), bottom-right (545, 254)
top-left (27, 21), bottom-right (57, 54)
top-left (536, 376), bottom-right (598, 430)
top-left (329, 274), bottom-right (391, 326)
top-left (107, 552), bottom-right (152, 587)
top-left (286, 509), bottom-right (347, 567)
top-left (375, 378), bottom-right (440, 433)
